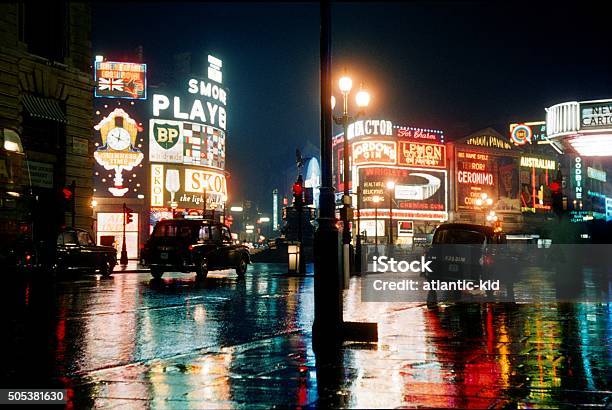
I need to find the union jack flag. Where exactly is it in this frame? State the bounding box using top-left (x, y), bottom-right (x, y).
top-left (98, 77), bottom-right (124, 91)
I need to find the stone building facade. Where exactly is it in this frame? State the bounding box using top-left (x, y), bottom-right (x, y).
top-left (0, 2), bottom-right (93, 244)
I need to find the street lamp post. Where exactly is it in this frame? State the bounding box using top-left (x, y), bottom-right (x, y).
top-left (372, 195), bottom-right (382, 257)
top-left (332, 74), bottom-right (370, 281)
top-left (355, 185), bottom-right (362, 274)
top-left (474, 192), bottom-right (495, 225)
top-left (386, 180), bottom-right (395, 247)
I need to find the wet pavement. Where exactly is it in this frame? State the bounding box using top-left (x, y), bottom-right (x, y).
top-left (2, 263), bottom-right (610, 408)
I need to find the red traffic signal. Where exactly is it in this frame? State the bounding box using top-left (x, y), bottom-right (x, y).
top-left (62, 187), bottom-right (73, 201)
top-left (549, 181), bottom-right (561, 194)
top-left (292, 182), bottom-right (303, 196)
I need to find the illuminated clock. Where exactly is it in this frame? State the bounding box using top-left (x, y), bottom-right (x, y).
top-left (107, 127), bottom-right (132, 151)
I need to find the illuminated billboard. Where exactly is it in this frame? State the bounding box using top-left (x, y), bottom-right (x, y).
top-left (95, 61), bottom-right (147, 100)
top-left (456, 151), bottom-right (520, 211)
top-left (150, 163), bottom-right (227, 210)
top-left (352, 140), bottom-right (396, 165)
top-left (509, 122), bottom-right (548, 146)
top-left (93, 108), bottom-right (144, 197)
top-left (395, 126), bottom-right (444, 143)
top-left (580, 101), bottom-right (612, 129)
top-left (151, 74), bottom-right (227, 131)
top-left (397, 141), bottom-right (446, 168)
top-left (358, 167), bottom-right (447, 219)
top-left (519, 155), bottom-right (556, 213)
top-left (149, 119), bottom-right (225, 170)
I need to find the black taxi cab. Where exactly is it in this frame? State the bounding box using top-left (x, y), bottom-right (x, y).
top-left (141, 218), bottom-right (250, 280)
top-left (17, 228), bottom-right (117, 277)
top-left (425, 223), bottom-right (507, 282)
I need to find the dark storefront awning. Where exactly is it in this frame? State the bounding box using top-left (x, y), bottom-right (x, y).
top-left (22, 95), bottom-right (66, 123)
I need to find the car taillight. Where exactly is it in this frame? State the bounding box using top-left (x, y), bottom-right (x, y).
top-left (188, 245), bottom-right (194, 251)
top-left (25, 254), bottom-right (31, 261)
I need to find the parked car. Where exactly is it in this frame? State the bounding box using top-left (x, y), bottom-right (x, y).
top-left (425, 223), bottom-right (507, 282)
top-left (17, 228), bottom-right (117, 277)
top-left (141, 218), bottom-right (251, 280)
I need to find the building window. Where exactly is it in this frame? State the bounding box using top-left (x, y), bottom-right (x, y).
top-left (23, 1), bottom-right (67, 62)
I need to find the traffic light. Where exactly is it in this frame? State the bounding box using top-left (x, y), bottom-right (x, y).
top-left (549, 181), bottom-right (563, 217)
top-left (550, 167), bottom-right (564, 217)
top-left (61, 180), bottom-right (76, 227)
top-left (293, 175), bottom-right (304, 210)
top-left (124, 205), bottom-right (134, 225)
top-left (62, 187), bottom-right (73, 201)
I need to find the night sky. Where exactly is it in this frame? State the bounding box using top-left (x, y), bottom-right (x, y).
top-left (92, 1), bottom-right (611, 210)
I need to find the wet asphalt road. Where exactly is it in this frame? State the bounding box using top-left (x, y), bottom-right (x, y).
top-left (2, 263), bottom-right (610, 408)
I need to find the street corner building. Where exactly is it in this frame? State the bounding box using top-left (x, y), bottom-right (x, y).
top-left (0, 3), bottom-right (94, 249)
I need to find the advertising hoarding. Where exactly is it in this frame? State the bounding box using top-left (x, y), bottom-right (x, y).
top-left (93, 108), bottom-right (145, 197)
top-left (352, 140), bottom-right (396, 165)
top-left (397, 141), bottom-right (446, 168)
top-left (149, 119), bottom-right (225, 170)
top-left (519, 155), bottom-right (556, 213)
top-left (456, 151), bottom-right (520, 211)
top-left (509, 122), bottom-right (548, 145)
top-left (150, 163), bottom-right (227, 210)
top-left (358, 167), bottom-right (447, 217)
top-left (95, 61), bottom-right (147, 100)
top-left (580, 101), bottom-right (612, 129)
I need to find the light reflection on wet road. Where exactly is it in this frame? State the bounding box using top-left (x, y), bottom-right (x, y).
top-left (2, 263), bottom-right (610, 408)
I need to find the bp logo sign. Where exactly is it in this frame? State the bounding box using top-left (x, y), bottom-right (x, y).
top-left (153, 122), bottom-right (180, 149)
top-left (149, 119), bottom-right (184, 163)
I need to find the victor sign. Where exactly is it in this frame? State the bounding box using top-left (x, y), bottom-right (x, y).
top-left (347, 119), bottom-right (393, 140)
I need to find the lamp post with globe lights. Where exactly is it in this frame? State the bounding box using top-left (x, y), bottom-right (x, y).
top-left (332, 74), bottom-right (370, 280)
top-left (474, 192), bottom-right (495, 226)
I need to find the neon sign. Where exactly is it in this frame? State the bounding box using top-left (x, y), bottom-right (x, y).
top-left (574, 156), bottom-right (583, 199)
top-left (397, 141), bottom-right (445, 168)
top-left (581, 101), bottom-right (612, 129)
top-left (152, 56), bottom-right (228, 131)
top-left (347, 119), bottom-right (393, 140)
top-left (94, 108), bottom-right (144, 197)
top-left (95, 61), bottom-right (146, 100)
top-left (395, 126), bottom-right (444, 143)
top-left (465, 135), bottom-right (513, 150)
top-left (520, 157), bottom-right (556, 170)
top-left (150, 164), bottom-right (227, 209)
top-left (352, 140), bottom-right (396, 165)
